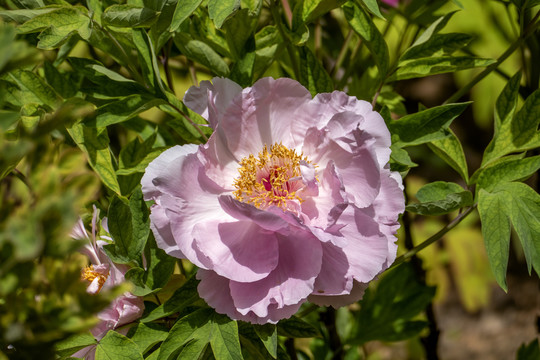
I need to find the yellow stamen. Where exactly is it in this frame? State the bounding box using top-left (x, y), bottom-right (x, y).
top-left (233, 143), bottom-right (313, 210)
top-left (81, 265), bottom-right (108, 294)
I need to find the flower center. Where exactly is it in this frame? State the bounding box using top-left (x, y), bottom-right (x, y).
top-left (233, 143), bottom-right (312, 210)
top-left (81, 265), bottom-right (109, 294)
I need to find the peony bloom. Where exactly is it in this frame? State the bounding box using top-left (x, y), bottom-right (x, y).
top-left (71, 207), bottom-right (145, 359)
top-left (142, 77), bottom-right (404, 324)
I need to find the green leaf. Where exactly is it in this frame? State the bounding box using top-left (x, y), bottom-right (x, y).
top-left (174, 33), bottom-right (230, 77)
top-left (409, 12), bottom-right (457, 48)
top-left (253, 25), bottom-right (283, 79)
top-left (238, 323), bottom-right (276, 360)
top-left (406, 181), bottom-right (472, 216)
top-left (428, 129), bottom-right (469, 183)
top-left (208, 0), bottom-right (241, 28)
top-left (106, 187), bottom-right (150, 264)
top-left (95, 331), bottom-right (144, 360)
top-left (87, 95), bottom-right (165, 128)
top-left (277, 316), bottom-right (320, 338)
top-left (475, 155), bottom-right (540, 192)
top-left (391, 56), bottom-right (495, 81)
top-left (400, 33), bottom-right (473, 61)
top-left (43, 61), bottom-right (77, 99)
top-left (127, 323), bottom-right (169, 355)
top-left (253, 324), bottom-right (277, 358)
top-left (517, 338), bottom-right (540, 360)
top-left (298, 46), bottom-right (333, 95)
top-left (131, 28), bottom-right (165, 93)
top-left (169, 0), bottom-right (203, 32)
top-left (0, 8), bottom-right (57, 24)
top-left (55, 332), bottom-right (97, 359)
top-left (141, 275), bottom-right (200, 323)
top-left (343, 1), bottom-right (389, 78)
top-left (158, 308), bottom-right (242, 360)
top-left (483, 85), bottom-right (540, 167)
top-left (67, 123), bottom-right (122, 196)
top-left (302, 0), bottom-right (347, 23)
top-left (17, 7), bottom-right (91, 49)
top-left (347, 263), bottom-right (435, 345)
top-left (4, 69), bottom-right (61, 108)
top-left (102, 5), bottom-right (160, 28)
top-left (223, 8), bottom-right (257, 60)
top-left (388, 102), bottom-right (469, 146)
top-left (358, 0), bottom-right (384, 19)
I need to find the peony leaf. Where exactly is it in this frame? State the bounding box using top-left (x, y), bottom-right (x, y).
top-left (95, 331), bottom-right (144, 360)
top-left (131, 28), bottom-right (163, 92)
top-left (174, 33), bottom-right (230, 77)
top-left (87, 94), bottom-right (166, 128)
top-left (208, 0), bottom-right (241, 28)
top-left (67, 124), bottom-right (122, 196)
top-left (407, 181), bottom-right (472, 216)
top-left (253, 324), bottom-right (277, 358)
top-left (157, 308), bottom-right (242, 360)
top-left (474, 155), bottom-right (540, 193)
top-left (55, 332), bottom-right (97, 359)
top-left (141, 275), bottom-right (200, 323)
top-left (343, 1), bottom-right (389, 78)
top-left (391, 56), bottom-right (495, 81)
top-left (4, 69), bottom-right (61, 109)
top-left (17, 7), bottom-right (92, 49)
top-left (347, 263), bottom-right (435, 345)
top-left (253, 25), bottom-right (283, 79)
top-left (428, 129), bottom-right (469, 183)
top-left (400, 33), bottom-right (473, 61)
top-left (517, 339), bottom-right (540, 360)
top-left (298, 46), bottom-right (333, 96)
top-left (126, 323), bottom-right (169, 355)
top-left (388, 102), bottom-right (469, 146)
top-left (169, 0), bottom-right (203, 32)
top-left (277, 316), bottom-right (320, 338)
top-left (302, 0), bottom-right (347, 23)
top-left (238, 323), bottom-right (277, 360)
top-left (0, 8), bottom-right (57, 24)
top-left (101, 4), bottom-right (160, 28)
top-left (223, 8), bottom-right (258, 61)
top-left (359, 0), bottom-right (385, 19)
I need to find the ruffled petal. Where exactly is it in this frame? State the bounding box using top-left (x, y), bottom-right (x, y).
top-left (183, 77), bottom-right (243, 128)
top-left (311, 242), bottom-right (353, 296)
top-left (229, 233), bottom-right (322, 318)
top-left (192, 220), bottom-right (279, 282)
top-left (308, 281), bottom-right (368, 308)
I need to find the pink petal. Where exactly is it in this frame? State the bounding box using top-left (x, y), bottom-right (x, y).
top-left (229, 233), bottom-right (322, 318)
top-left (311, 242), bottom-right (353, 296)
top-left (308, 281), bottom-right (368, 307)
top-left (183, 77), bottom-right (243, 129)
top-left (192, 220), bottom-right (279, 282)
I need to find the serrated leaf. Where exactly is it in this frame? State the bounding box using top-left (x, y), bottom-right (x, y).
top-left (169, 0), bottom-right (203, 32)
top-left (302, 0), bottom-right (347, 23)
top-left (208, 0), bottom-right (241, 28)
top-left (389, 102), bottom-right (469, 146)
top-left (95, 331), bottom-right (144, 360)
top-left (400, 33), bottom-right (473, 61)
top-left (141, 275), bottom-right (200, 323)
top-left (158, 308), bottom-right (242, 360)
top-left (298, 46), bottom-right (333, 95)
top-left (347, 263), bottom-right (435, 345)
top-left (17, 7), bottom-right (91, 49)
top-left (174, 33), bottom-right (230, 77)
top-left (391, 56), bottom-right (495, 81)
top-left (277, 316), bottom-right (320, 338)
top-left (475, 155), bottom-right (540, 192)
top-left (343, 1), bottom-right (389, 78)
top-left (102, 5), bottom-right (160, 28)
top-left (428, 129), bottom-right (469, 182)
top-left (67, 123), bottom-right (121, 196)
top-left (406, 181), bottom-right (472, 216)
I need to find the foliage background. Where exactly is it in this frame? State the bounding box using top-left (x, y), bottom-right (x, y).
top-left (0, 0), bottom-right (539, 359)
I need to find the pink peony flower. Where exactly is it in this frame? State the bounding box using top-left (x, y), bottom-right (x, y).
top-left (141, 77), bottom-right (404, 324)
top-left (71, 207), bottom-right (145, 359)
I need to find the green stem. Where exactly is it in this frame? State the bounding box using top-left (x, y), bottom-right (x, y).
top-left (331, 29), bottom-right (354, 79)
top-left (445, 10), bottom-right (540, 104)
top-left (391, 205), bottom-right (476, 268)
top-left (270, 0), bottom-right (300, 80)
